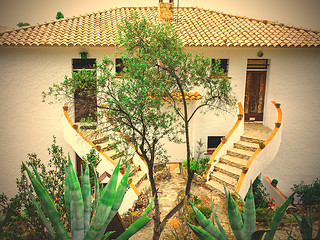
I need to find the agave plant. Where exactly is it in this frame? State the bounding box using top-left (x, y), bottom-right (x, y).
top-left (288, 207), bottom-right (320, 240)
top-left (24, 157), bottom-right (154, 240)
top-left (187, 185), bottom-right (294, 240)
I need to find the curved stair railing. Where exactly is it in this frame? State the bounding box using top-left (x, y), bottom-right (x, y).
top-left (203, 102), bottom-right (244, 180)
top-left (62, 104), bottom-right (140, 214)
top-left (235, 101), bottom-right (283, 197)
top-left (101, 104), bottom-right (148, 174)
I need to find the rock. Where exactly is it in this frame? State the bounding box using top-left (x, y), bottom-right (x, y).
top-left (154, 163), bottom-right (171, 181)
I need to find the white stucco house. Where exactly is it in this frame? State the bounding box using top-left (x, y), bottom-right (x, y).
top-left (0, 0), bottom-right (319, 202)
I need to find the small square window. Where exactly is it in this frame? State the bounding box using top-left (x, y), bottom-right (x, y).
top-left (116, 58), bottom-right (126, 75)
top-left (207, 136), bottom-right (223, 153)
top-left (212, 59), bottom-right (229, 74)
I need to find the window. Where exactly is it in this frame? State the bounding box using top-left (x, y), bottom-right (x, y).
top-left (72, 59), bottom-right (96, 70)
top-left (247, 59), bottom-right (269, 70)
top-left (207, 136), bottom-right (223, 153)
top-left (212, 59), bottom-right (229, 74)
top-left (72, 58), bottom-right (97, 123)
top-left (115, 58), bottom-right (126, 75)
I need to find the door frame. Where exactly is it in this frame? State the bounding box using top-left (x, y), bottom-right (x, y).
top-left (244, 59), bottom-right (269, 122)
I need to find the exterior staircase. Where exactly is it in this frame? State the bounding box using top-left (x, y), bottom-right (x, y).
top-left (206, 123), bottom-right (272, 196)
top-left (82, 128), bottom-right (148, 191)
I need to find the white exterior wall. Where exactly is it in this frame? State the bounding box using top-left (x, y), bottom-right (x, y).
top-left (1, 46), bottom-right (319, 199)
top-left (0, 46), bottom-right (113, 197)
top-left (262, 48), bottom-right (320, 197)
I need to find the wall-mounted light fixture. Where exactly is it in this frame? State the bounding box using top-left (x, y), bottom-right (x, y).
top-left (257, 50), bottom-right (263, 57)
top-left (80, 52), bottom-right (88, 59)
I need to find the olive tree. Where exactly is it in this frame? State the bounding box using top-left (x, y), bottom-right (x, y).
top-left (43, 14), bottom-right (235, 240)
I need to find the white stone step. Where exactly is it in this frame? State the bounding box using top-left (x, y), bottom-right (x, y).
top-left (98, 141), bottom-right (116, 151)
top-left (131, 171), bottom-right (147, 187)
top-left (234, 140), bottom-right (259, 152)
top-left (210, 171), bottom-right (237, 188)
top-left (227, 148), bottom-right (254, 160)
top-left (220, 155), bottom-right (247, 168)
top-left (214, 162), bottom-right (242, 178)
top-left (240, 135), bottom-right (265, 144)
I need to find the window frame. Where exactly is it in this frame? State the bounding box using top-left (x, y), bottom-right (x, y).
top-left (212, 58), bottom-right (229, 75)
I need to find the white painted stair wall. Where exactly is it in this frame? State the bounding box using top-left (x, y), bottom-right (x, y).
top-left (63, 115), bottom-right (138, 214)
top-left (238, 101), bottom-right (282, 197)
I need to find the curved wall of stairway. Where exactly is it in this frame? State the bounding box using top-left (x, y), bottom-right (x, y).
top-left (62, 104), bottom-right (139, 214)
top-left (204, 102), bottom-right (244, 181)
top-left (236, 101), bottom-right (282, 197)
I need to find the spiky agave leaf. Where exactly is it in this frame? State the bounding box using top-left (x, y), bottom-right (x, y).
top-left (211, 197), bottom-right (228, 240)
top-left (64, 165), bottom-right (71, 224)
top-left (189, 200), bottom-right (227, 240)
top-left (188, 223), bottom-right (217, 240)
top-left (244, 184), bottom-right (256, 239)
top-left (264, 193), bottom-right (294, 240)
top-left (116, 195), bottom-right (155, 240)
top-left (84, 161), bottom-right (120, 239)
top-left (67, 157), bottom-right (85, 239)
top-left (292, 210), bottom-right (313, 240)
top-left (82, 162), bottom-right (91, 234)
top-left (224, 187), bottom-right (246, 240)
top-left (250, 230), bottom-right (270, 240)
top-left (29, 194), bottom-right (56, 240)
top-left (171, 230), bottom-right (181, 240)
top-left (93, 164), bottom-right (99, 214)
top-left (103, 231), bottom-right (116, 239)
top-left (96, 164), bottom-right (131, 239)
top-left (24, 164), bottom-right (69, 240)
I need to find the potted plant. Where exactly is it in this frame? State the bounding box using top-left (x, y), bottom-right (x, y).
top-left (271, 179), bottom-right (278, 187)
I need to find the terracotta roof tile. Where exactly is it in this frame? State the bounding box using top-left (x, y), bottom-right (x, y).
top-left (162, 92), bottom-right (202, 101)
top-left (0, 6), bottom-right (319, 47)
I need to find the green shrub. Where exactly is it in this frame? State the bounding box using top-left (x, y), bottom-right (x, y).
top-left (252, 177), bottom-right (269, 209)
top-left (17, 22), bottom-right (30, 27)
top-left (182, 157), bottom-right (209, 176)
top-left (0, 137), bottom-right (100, 239)
top-left (256, 207), bottom-right (275, 226)
top-left (186, 194), bottom-right (212, 225)
top-left (56, 12), bottom-right (64, 19)
top-left (292, 178), bottom-right (320, 206)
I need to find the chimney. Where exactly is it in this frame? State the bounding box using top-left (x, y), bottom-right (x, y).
top-left (158, 0), bottom-right (174, 23)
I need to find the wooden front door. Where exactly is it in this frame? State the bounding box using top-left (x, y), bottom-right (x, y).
top-left (244, 71), bottom-right (267, 122)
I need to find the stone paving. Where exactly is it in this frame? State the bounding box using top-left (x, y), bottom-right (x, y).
top-left (132, 167), bottom-right (232, 239)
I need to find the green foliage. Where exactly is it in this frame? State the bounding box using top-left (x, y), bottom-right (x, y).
top-left (292, 178), bottom-right (320, 206)
top-left (290, 207), bottom-right (320, 240)
top-left (26, 157), bottom-right (154, 239)
top-left (0, 138), bottom-right (102, 239)
top-left (56, 11), bottom-right (64, 19)
top-left (255, 207), bottom-right (275, 226)
top-left (0, 137), bottom-right (68, 239)
top-left (187, 184), bottom-right (295, 240)
top-left (182, 157), bottom-right (209, 176)
top-left (186, 194), bottom-right (212, 226)
top-left (81, 148), bottom-right (101, 194)
top-left (17, 22), bottom-right (30, 27)
top-left (253, 177), bottom-right (269, 209)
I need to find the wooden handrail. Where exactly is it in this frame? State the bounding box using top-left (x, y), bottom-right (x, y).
top-left (235, 101), bottom-right (282, 193)
top-left (63, 103), bottom-right (140, 196)
top-left (203, 102), bottom-right (244, 179)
